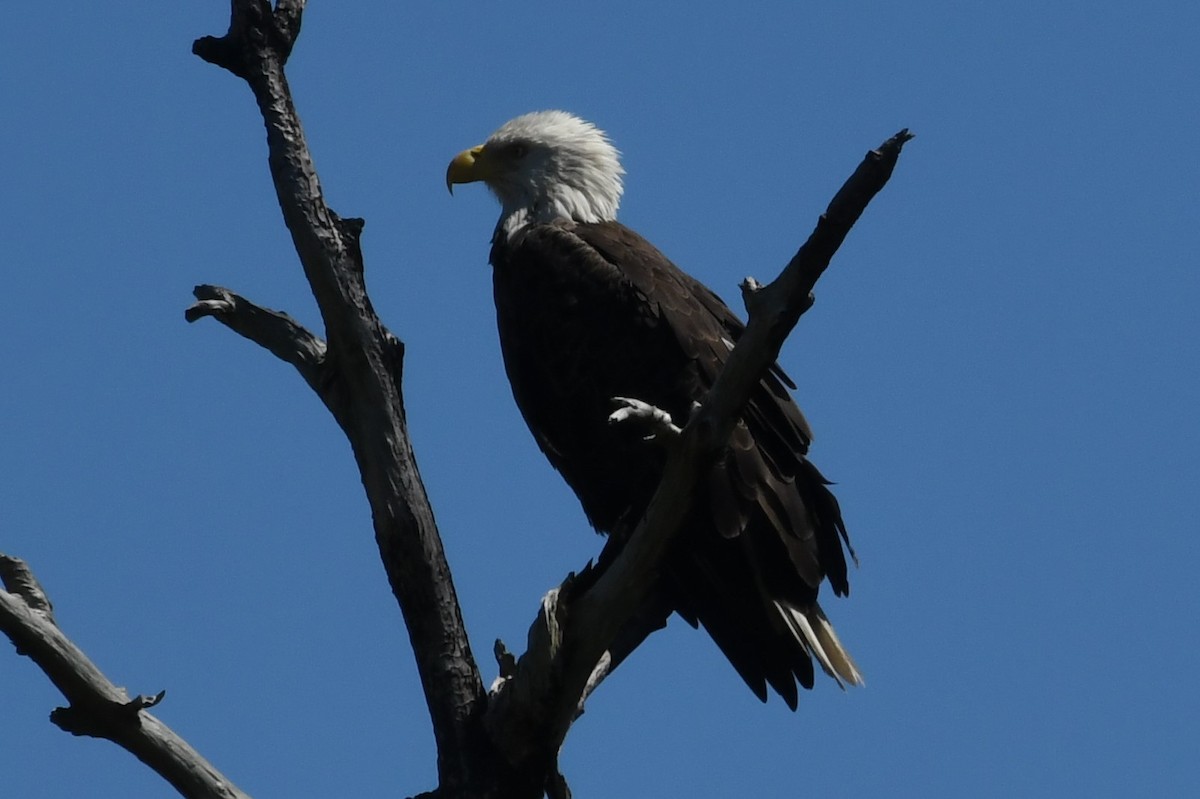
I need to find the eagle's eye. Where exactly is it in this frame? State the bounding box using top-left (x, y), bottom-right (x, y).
top-left (507, 142), bottom-right (529, 160)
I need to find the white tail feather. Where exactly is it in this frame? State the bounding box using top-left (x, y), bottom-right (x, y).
top-left (810, 608), bottom-right (864, 686)
top-left (774, 600), bottom-right (864, 688)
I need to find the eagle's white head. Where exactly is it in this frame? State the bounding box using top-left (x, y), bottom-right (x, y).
top-left (447, 110), bottom-right (624, 239)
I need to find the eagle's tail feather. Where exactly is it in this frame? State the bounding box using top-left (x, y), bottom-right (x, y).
top-left (775, 600), bottom-right (864, 688)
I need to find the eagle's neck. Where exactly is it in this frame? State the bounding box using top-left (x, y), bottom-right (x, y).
top-left (495, 176), bottom-right (620, 240)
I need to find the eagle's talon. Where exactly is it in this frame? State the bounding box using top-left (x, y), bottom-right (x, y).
top-left (607, 397), bottom-right (681, 440)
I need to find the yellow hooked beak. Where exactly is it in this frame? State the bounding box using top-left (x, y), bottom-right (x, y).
top-left (446, 144), bottom-right (495, 194)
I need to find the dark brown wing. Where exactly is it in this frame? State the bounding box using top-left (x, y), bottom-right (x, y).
top-left (490, 218), bottom-right (856, 706)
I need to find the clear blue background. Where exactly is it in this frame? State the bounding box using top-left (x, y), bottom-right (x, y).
top-left (3, 2), bottom-right (1197, 797)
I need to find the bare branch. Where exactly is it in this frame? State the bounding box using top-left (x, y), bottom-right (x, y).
top-left (186, 284), bottom-right (327, 391)
top-left (703, 128), bottom-right (915, 443)
top-left (191, 4), bottom-right (491, 795)
top-left (0, 554), bottom-right (252, 799)
top-left (193, 0), bottom-right (306, 77)
top-left (485, 129), bottom-right (914, 769)
top-left (0, 553), bottom-right (56, 620)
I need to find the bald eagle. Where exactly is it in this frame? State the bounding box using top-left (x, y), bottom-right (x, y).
top-left (448, 111), bottom-right (861, 708)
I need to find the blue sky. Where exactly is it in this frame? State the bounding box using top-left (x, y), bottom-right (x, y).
top-left (3, 2), bottom-right (1198, 796)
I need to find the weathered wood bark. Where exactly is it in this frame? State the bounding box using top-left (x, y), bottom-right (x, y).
top-left (0, 2), bottom-right (910, 797)
top-left (190, 2), bottom-right (494, 795)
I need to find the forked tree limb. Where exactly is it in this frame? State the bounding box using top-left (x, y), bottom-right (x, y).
top-left (193, 2), bottom-right (492, 795)
top-left (0, 555), bottom-right (252, 799)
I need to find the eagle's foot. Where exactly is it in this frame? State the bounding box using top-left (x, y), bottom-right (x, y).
top-left (607, 397), bottom-right (682, 441)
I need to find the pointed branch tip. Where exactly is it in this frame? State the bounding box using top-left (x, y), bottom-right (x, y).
top-left (0, 554), bottom-right (56, 619)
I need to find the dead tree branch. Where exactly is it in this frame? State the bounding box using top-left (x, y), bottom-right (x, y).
top-left (192, 2), bottom-right (492, 795)
top-left (0, 555), bottom-right (252, 799)
top-left (186, 284), bottom-right (327, 390)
